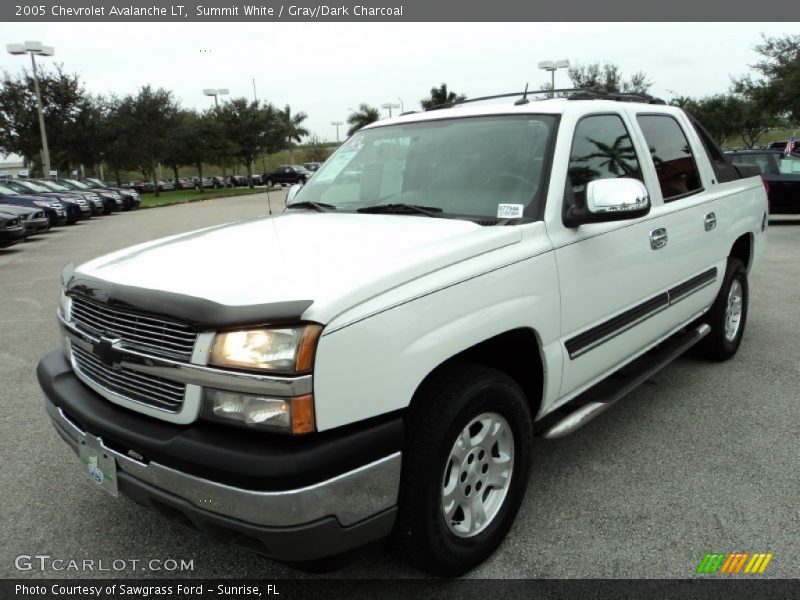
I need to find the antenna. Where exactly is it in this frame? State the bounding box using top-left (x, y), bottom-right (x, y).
top-left (514, 83), bottom-right (530, 106)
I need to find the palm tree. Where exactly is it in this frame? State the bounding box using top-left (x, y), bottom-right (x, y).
top-left (281, 105), bottom-right (309, 164)
top-left (347, 104), bottom-right (380, 136)
top-left (420, 83), bottom-right (467, 110)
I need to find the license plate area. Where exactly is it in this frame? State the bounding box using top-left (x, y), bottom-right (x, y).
top-left (78, 434), bottom-right (118, 497)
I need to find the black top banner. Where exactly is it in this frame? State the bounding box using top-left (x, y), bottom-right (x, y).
top-left (3, 0), bottom-right (800, 21)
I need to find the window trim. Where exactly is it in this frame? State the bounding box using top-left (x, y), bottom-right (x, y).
top-left (635, 113), bottom-right (704, 204)
top-left (561, 111), bottom-right (648, 226)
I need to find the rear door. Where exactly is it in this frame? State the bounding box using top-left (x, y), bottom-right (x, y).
top-left (628, 109), bottom-right (728, 332)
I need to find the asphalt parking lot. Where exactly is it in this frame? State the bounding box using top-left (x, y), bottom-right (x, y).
top-left (0, 194), bottom-right (798, 580)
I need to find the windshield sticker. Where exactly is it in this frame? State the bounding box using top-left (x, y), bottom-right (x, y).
top-left (497, 204), bottom-right (524, 219)
top-left (312, 150), bottom-right (358, 183)
top-left (341, 134), bottom-right (366, 152)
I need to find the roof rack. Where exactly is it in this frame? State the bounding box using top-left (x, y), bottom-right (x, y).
top-left (423, 88), bottom-right (595, 111)
top-left (423, 88), bottom-right (666, 111)
top-left (566, 90), bottom-right (666, 105)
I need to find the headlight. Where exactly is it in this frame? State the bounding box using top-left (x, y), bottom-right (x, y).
top-left (201, 389), bottom-right (314, 434)
top-left (210, 324), bottom-right (322, 374)
top-left (33, 200), bottom-right (50, 208)
top-left (59, 289), bottom-right (72, 321)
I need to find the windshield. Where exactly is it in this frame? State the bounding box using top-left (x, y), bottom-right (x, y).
top-left (293, 115), bottom-right (555, 220)
top-left (64, 179), bottom-right (91, 189)
top-left (15, 181), bottom-right (50, 193)
top-left (84, 178), bottom-right (103, 187)
top-left (0, 185), bottom-right (19, 195)
top-left (39, 181), bottom-right (70, 191)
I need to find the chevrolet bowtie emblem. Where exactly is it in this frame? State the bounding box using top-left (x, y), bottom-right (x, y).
top-left (93, 336), bottom-right (123, 368)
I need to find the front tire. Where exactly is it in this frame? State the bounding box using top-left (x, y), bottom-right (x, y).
top-left (396, 363), bottom-right (533, 576)
top-left (696, 257), bottom-right (748, 361)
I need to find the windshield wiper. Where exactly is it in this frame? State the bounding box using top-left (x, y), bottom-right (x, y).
top-left (357, 203), bottom-right (444, 217)
top-left (286, 201), bottom-right (336, 212)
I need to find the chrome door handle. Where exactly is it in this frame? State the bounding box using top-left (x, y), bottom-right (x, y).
top-left (704, 212), bottom-right (717, 231)
top-left (650, 228), bottom-right (668, 250)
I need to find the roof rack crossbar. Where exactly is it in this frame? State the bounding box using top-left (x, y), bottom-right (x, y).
top-left (567, 90), bottom-right (666, 105)
top-left (424, 88), bottom-right (597, 111)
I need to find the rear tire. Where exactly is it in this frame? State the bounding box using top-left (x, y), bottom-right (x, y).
top-left (396, 363), bottom-right (533, 576)
top-left (696, 257), bottom-right (748, 361)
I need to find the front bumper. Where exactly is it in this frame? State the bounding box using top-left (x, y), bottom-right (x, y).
top-left (0, 225), bottom-right (25, 246)
top-left (37, 350), bottom-right (402, 561)
top-left (23, 217), bottom-right (50, 235)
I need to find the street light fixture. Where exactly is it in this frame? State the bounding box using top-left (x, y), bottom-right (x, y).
top-left (331, 121), bottom-right (344, 144)
top-left (538, 59), bottom-right (570, 98)
top-left (203, 88), bottom-right (229, 182)
top-left (203, 88), bottom-right (229, 109)
top-left (7, 41), bottom-right (55, 177)
top-left (381, 102), bottom-right (400, 118)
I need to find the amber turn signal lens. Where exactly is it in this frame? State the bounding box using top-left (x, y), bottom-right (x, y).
top-left (291, 394), bottom-right (315, 435)
top-left (295, 325), bottom-right (323, 373)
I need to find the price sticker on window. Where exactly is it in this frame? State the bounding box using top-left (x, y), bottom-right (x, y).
top-left (497, 204), bottom-right (524, 219)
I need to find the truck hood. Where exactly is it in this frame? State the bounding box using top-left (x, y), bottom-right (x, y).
top-left (74, 212), bottom-right (521, 325)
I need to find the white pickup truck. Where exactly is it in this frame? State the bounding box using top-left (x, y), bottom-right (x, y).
top-left (38, 91), bottom-right (768, 576)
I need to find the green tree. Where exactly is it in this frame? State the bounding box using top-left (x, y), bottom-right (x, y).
top-left (303, 135), bottom-right (331, 162)
top-left (177, 110), bottom-right (225, 191)
top-left (734, 34), bottom-right (800, 123)
top-left (682, 95), bottom-right (742, 146)
top-left (566, 62), bottom-right (653, 94)
top-left (123, 85), bottom-right (181, 196)
top-left (420, 83), bottom-right (467, 110)
top-left (100, 95), bottom-right (139, 185)
top-left (217, 98), bottom-right (287, 188)
top-left (0, 65), bottom-right (94, 175)
top-left (280, 105), bottom-right (309, 164)
top-left (346, 103), bottom-right (380, 136)
top-left (738, 94), bottom-right (776, 148)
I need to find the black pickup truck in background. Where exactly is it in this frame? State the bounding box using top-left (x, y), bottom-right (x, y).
top-left (262, 165), bottom-right (312, 187)
top-left (727, 148), bottom-right (800, 214)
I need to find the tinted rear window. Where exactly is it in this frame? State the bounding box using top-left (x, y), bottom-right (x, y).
top-left (637, 115), bottom-right (702, 201)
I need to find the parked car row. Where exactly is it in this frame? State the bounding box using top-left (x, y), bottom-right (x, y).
top-left (120, 165), bottom-right (323, 194)
top-left (123, 174), bottom-right (262, 193)
top-left (0, 177), bottom-right (140, 250)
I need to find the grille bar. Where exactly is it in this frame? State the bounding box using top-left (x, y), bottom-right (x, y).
top-left (70, 306), bottom-right (196, 350)
top-left (71, 297), bottom-right (197, 360)
top-left (72, 345), bottom-right (185, 412)
top-left (71, 300), bottom-right (196, 338)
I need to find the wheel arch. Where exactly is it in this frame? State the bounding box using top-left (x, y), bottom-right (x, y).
top-left (407, 327), bottom-right (545, 423)
top-left (730, 232), bottom-right (754, 271)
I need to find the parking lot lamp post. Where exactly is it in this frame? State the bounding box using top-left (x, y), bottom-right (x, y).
top-left (381, 102), bottom-right (400, 118)
top-left (7, 41), bottom-right (55, 177)
top-left (537, 59), bottom-right (570, 98)
top-left (203, 88), bottom-right (229, 183)
top-left (331, 121), bottom-right (343, 144)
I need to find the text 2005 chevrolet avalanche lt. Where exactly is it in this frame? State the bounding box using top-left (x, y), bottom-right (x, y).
top-left (38, 92), bottom-right (767, 576)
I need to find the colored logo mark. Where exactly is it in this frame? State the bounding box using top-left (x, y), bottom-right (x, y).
top-left (696, 552), bottom-right (773, 574)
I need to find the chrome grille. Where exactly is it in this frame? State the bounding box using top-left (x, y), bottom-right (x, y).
top-left (71, 344), bottom-right (186, 412)
top-left (70, 296), bottom-right (197, 360)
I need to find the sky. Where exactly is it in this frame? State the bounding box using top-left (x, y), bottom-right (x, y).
top-left (0, 21), bottom-right (798, 154)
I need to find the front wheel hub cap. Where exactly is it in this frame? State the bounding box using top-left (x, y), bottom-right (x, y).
top-left (441, 412), bottom-right (514, 538)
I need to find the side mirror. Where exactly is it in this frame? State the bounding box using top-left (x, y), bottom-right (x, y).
top-left (285, 183), bottom-right (302, 206)
top-left (564, 178), bottom-right (650, 227)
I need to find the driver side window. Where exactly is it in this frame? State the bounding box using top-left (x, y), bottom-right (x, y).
top-left (566, 115), bottom-right (643, 207)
